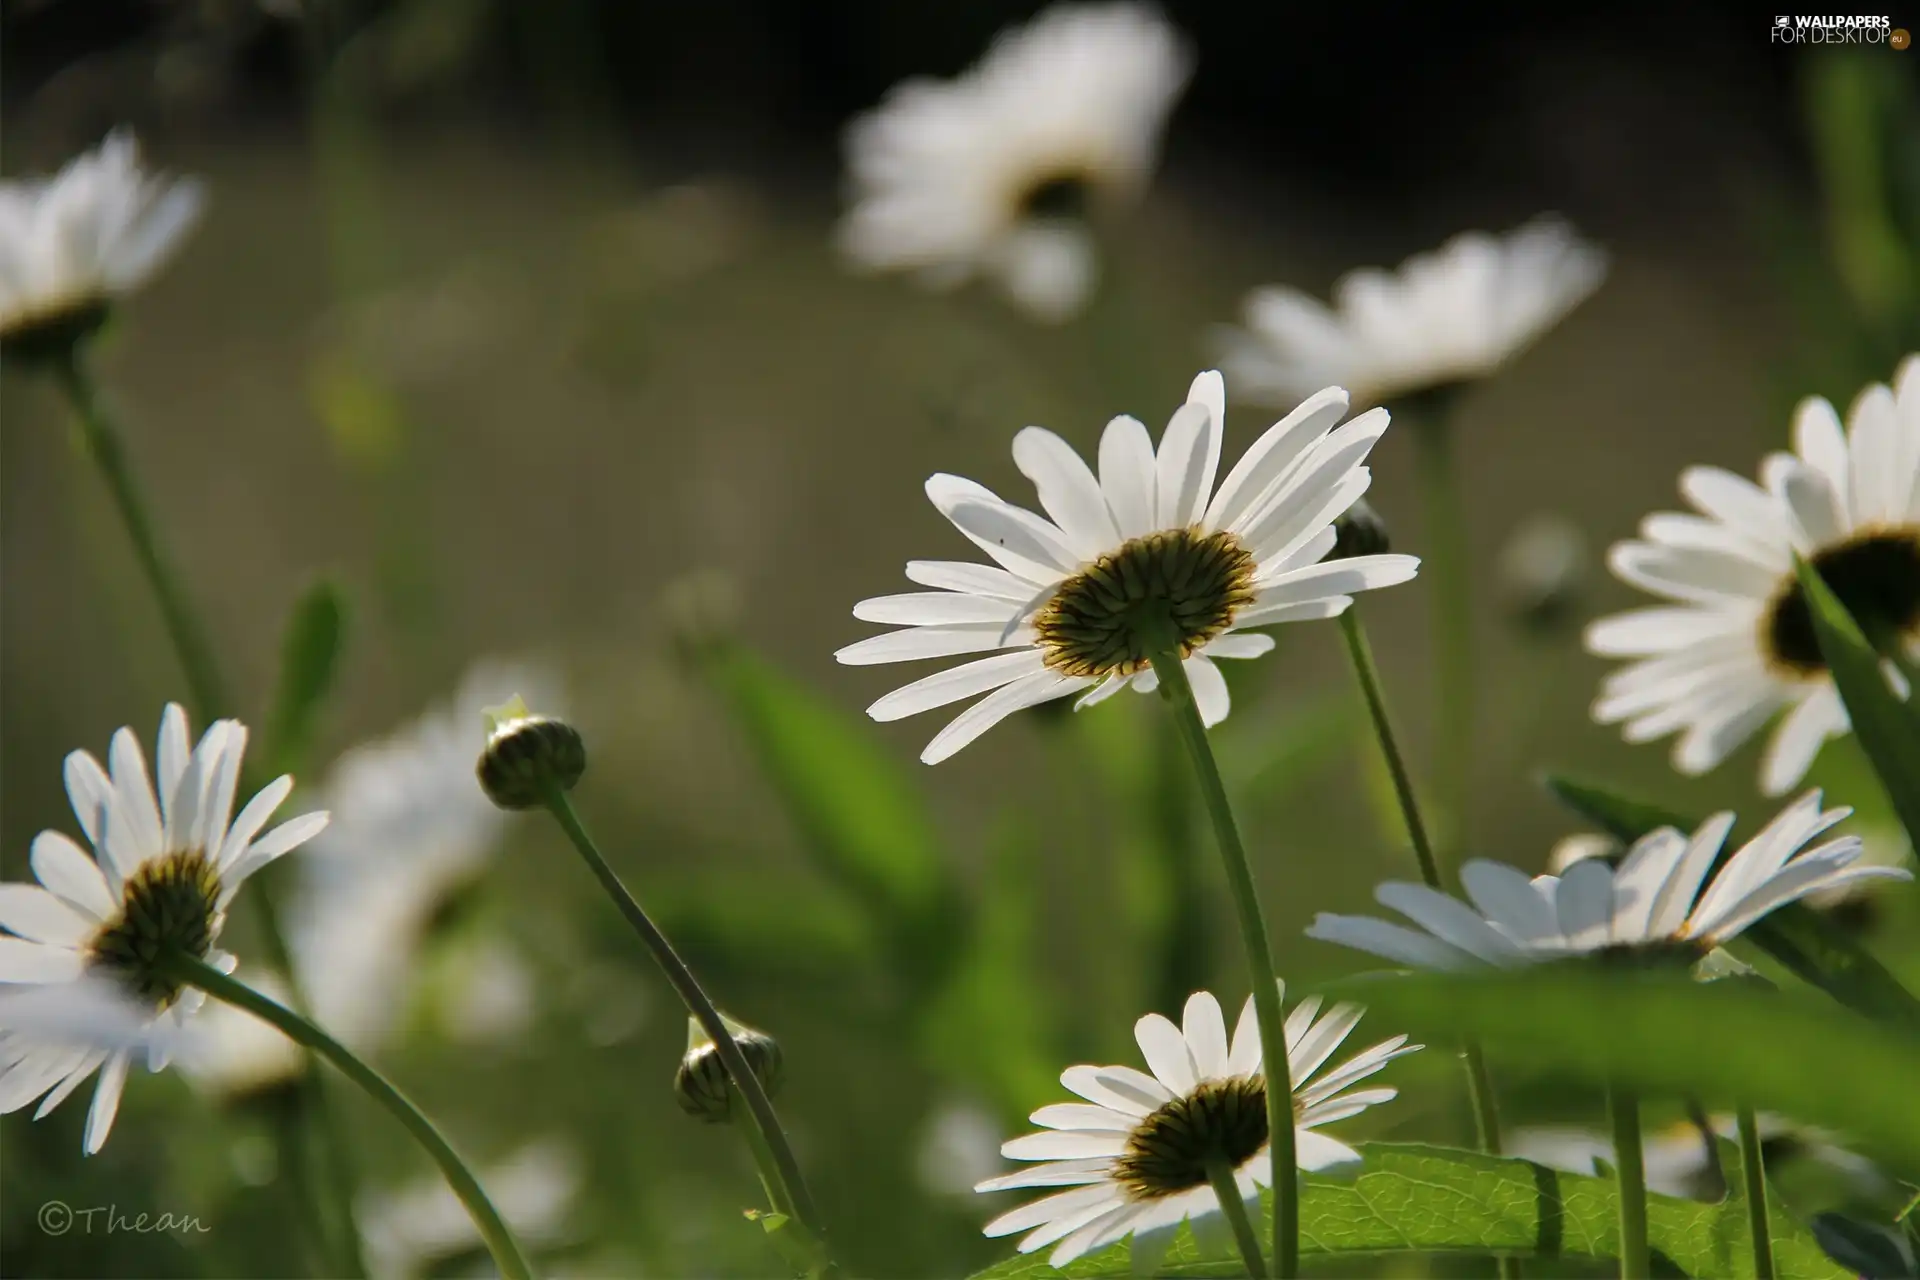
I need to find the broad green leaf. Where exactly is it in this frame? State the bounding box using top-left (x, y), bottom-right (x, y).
top-left (1542, 773), bottom-right (1920, 1030)
top-left (263, 578), bottom-right (347, 778)
top-left (1793, 556), bottom-right (1920, 851)
top-left (702, 646), bottom-right (962, 986)
top-left (968, 1142), bottom-right (1839, 1278)
top-left (1320, 969), bottom-right (1920, 1170)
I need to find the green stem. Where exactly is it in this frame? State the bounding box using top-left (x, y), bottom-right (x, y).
top-left (1736, 1104), bottom-right (1775, 1280)
top-left (1146, 648), bottom-right (1295, 1279)
top-left (1412, 410), bottom-right (1474, 864)
top-left (1338, 607), bottom-right (1515, 1278)
top-left (159, 952), bottom-right (534, 1280)
top-left (539, 785), bottom-right (834, 1273)
top-left (54, 350), bottom-right (357, 1273)
top-left (1607, 1081), bottom-right (1650, 1280)
top-left (1206, 1158), bottom-right (1268, 1279)
top-left (738, 1108), bottom-right (798, 1220)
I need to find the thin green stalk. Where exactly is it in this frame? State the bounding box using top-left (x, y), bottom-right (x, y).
top-left (54, 349), bottom-right (357, 1273)
top-left (55, 350), bottom-right (231, 725)
top-left (1146, 648), bottom-right (1293, 1280)
top-left (737, 1111), bottom-right (798, 1220)
top-left (1736, 1104), bottom-right (1776, 1280)
top-left (1206, 1159), bottom-right (1267, 1279)
top-left (1607, 1081), bottom-right (1650, 1280)
top-left (159, 951), bottom-right (534, 1280)
top-left (539, 784), bottom-right (834, 1274)
top-left (1411, 409), bottom-right (1474, 863)
top-left (1338, 607), bottom-right (1515, 1278)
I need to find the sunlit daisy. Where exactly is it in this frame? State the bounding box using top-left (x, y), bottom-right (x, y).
top-left (836, 370), bottom-right (1420, 762)
top-left (1588, 355), bottom-right (1920, 794)
top-left (0, 131), bottom-right (206, 360)
top-left (1511, 1113), bottom-right (1888, 1203)
top-left (0, 705), bottom-right (327, 1152)
top-left (293, 660), bottom-right (563, 1051)
top-left (976, 987), bottom-right (1417, 1267)
top-left (838, 3), bottom-right (1191, 321)
top-left (1306, 791), bottom-right (1909, 970)
top-left (1213, 218), bottom-right (1606, 408)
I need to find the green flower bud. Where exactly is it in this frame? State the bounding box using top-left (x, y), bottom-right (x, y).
top-left (674, 1014), bottom-right (783, 1124)
top-left (1330, 498), bottom-right (1390, 561)
top-left (476, 696), bottom-right (585, 810)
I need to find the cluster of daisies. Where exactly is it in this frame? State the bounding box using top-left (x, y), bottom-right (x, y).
top-left (1, 2), bottom-right (1916, 1274)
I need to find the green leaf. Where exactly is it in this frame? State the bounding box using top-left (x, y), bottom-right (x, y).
top-left (1792, 556), bottom-right (1920, 851)
top-left (1542, 772), bottom-right (1920, 1030)
top-left (968, 1142), bottom-right (1840, 1277)
top-left (1321, 969), bottom-right (1920, 1172)
top-left (263, 578), bottom-right (347, 778)
top-left (702, 646), bottom-right (962, 986)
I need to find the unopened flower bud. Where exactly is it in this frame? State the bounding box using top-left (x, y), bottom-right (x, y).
top-left (674, 1013), bottom-right (783, 1124)
top-left (1330, 499), bottom-right (1391, 561)
top-left (476, 696), bottom-right (585, 810)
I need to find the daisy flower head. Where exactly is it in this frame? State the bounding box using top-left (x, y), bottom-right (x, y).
top-left (0, 131), bottom-right (206, 363)
top-left (0, 704), bottom-right (328, 1152)
top-left (1214, 218), bottom-right (1607, 409)
top-left (1588, 355), bottom-right (1920, 794)
top-left (975, 987), bottom-right (1418, 1267)
top-left (838, 3), bottom-right (1191, 322)
top-left (835, 371), bottom-right (1421, 762)
top-left (1306, 791), bottom-right (1910, 971)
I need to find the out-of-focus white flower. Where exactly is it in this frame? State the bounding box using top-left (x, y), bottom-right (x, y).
top-left (1511, 1114), bottom-right (1889, 1202)
top-left (291, 660), bottom-right (564, 1052)
top-left (1588, 355), bottom-right (1920, 795)
top-left (0, 705), bottom-right (327, 1153)
top-left (175, 971), bottom-right (304, 1099)
top-left (1499, 513), bottom-right (1588, 627)
top-left (1214, 219), bottom-right (1606, 407)
top-left (1546, 833), bottom-right (1621, 875)
top-left (839, 3), bottom-right (1191, 321)
top-left (917, 1099), bottom-right (1007, 1197)
top-left (435, 935), bottom-right (537, 1047)
top-left (0, 131), bottom-right (205, 357)
top-left (360, 1139), bottom-right (580, 1279)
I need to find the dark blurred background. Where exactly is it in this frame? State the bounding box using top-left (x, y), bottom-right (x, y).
top-left (2, 2), bottom-right (1917, 1277)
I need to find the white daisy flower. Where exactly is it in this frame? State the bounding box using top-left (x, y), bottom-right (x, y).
top-left (360, 1138), bottom-right (580, 1280)
top-left (975, 987), bottom-right (1418, 1267)
top-left (292, 660), bottom-right (562, 1051)
top-left (0, 704), bottom-right (328, 1152)
top-left (838, 3), bottom-right (1191, 322)
top-left (0, 131), bottom-right (206, 358)
top-left (1587, 355), bottom-right (1920, 795)
top-left (1214, 218), bottom-right (1607, 408)
top-left (836, 370), bottom-right (1421, 762)
top-left (1307, 791), bottom-right (1910, 971)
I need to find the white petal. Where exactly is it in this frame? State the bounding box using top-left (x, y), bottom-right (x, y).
top-left (1458, 861), bottom-right (1558, 944)
top-left (105, 727), bottom-right (163, 861)
top-left (852, 591), bottom-right (1021, 626)
top-left (1099, 415), bottom-right (1158, 539)
top-left (925, 474), bottom-right (1076, 582)
top-left (1647, 813), bottom-right (1735, 939)
top-left (223, 811), bottom-right (329, 890)
top-left (835, 623), bottom-right (1031, 666)
top-left (904, 560), bottom-right (1035, 601)
top-left (1013, 427), bottom-right (1121, 560)
top-left (1294, 1129), bottom-right (1363, 1172)
top-left (216, 775), bottom-right (293, 872)
top-left (1375, 882), bottom-right (1522, 963)
top-left (1134, 1012), bottom-right (1197, 1094)
top-left (1233, 597), bottom-right (1352, 628)
top-left (1181, 991), bottom-right (1230, 1080)
top-left (921, 671), bottom-right (1083, 764)
top-left (1585, 606), bottom-right (1744, 657)
top-left (1060, 1063), bottom-right (1172, 1115)
top-left (1186, 656), bottom-right (1231, 728)
top-left (984, 1184), bottom-right (1124, 1238)
top-left (83, 1050), bottom-right (132, 1154)
top-left (1305, 913), bottom-right (1480, 970)
top-left (1761, 689), bottom-right (1844, 797)
top-left (1553, 859), bottom-right (1616, 952)
top-left (29, 833), bottom-right (113, 920)
top-left (1227, 995), bottom-right (1260, 1076)
top-left (156, 704), bottom-right (191, 827)
top-left (1154, 401), bottom-right (1218, 530)
top-left (1693, 858), bottom-right (1901, 944)
top-left (1029, 1102), bottom-right (1137, 1132)
top-left (976, 1157), bottom-right (1115, 1192)
top-left (866, 651), bottom-right (1048, 722)
top-left (1001, 1129), bottom-right (1131, 1161)
top-left (1204, 387), bottom-right (1350, 532)
top-left (1287, 1002), bottom-right (1364, 1085)
top-left (0, 939), bottom-right (86, 983)
top-left (0, 886), bottom-right (94, 947)
top-left (1203, 633), bottom-right (1275, 660)
top-left (1609, 829), bottom-right (1688, 944)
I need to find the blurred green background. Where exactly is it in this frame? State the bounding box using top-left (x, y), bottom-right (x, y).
top-left (3, 2), bottom-right (1918, 1276)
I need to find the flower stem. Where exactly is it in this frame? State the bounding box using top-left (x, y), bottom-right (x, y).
top-left (538, 784), bottom-right (834, 1274)
top-left (53, 350), bottom-right (232, 727)
top-left (159, 952), bottom-right (534, 1280)
top-left (1337, 606), bottom-right (1515, 1278)
top-left (1146, 647), bottom-right (1292, 1280)
top-left (1411, 406), bottom-right (1474, 863)
top-left (1736, 1104), bottom-right (1775, 1280)
top-left (1607, 1080), bottom-right (1650, 1280)
top-left (1206, 1158), bottom-right (1267, 1280)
